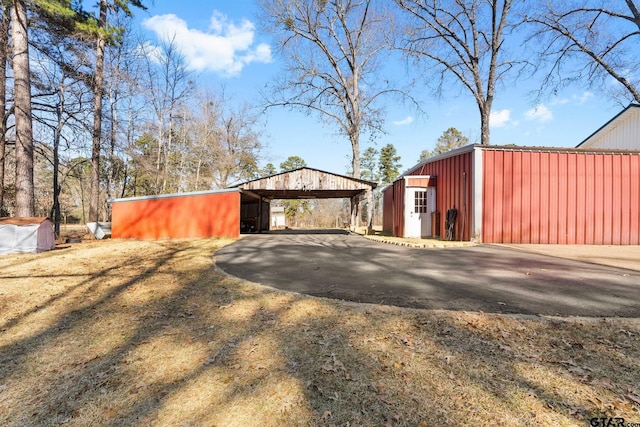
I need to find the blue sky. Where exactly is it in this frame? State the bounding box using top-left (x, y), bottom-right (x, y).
top-left (130, 0), bottom-right (630, 175)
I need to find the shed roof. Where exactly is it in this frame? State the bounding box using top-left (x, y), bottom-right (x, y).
top-left (109, 188), bottom-right (239, 204)
top-left (232, 167), bottom-right (377, 200)
top-left (0, 217), bottom-right (50, 226)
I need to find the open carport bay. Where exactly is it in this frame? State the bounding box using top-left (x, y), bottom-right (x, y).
top-left (216, 232), bottom-right (640, 317)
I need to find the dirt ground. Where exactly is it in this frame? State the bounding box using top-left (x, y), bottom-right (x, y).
top-left (0, 237), bottom-right (639, 426)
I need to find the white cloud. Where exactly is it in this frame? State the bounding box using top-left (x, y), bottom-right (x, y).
top-left (392, 116), bottom-right (414, 126)
top-left (574, 91), bottom-right (594, 104)
top-left (525, 104), bottom-right (553, 122)
top-left (134, 41), bottom-right (162, 62)
top-left (490, 109), bottom-right (512, 128)
top-left (142, 11), bottom-right (272, 77)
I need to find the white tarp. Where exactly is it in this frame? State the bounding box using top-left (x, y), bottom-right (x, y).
top-left (86, 222), bottom-right (112, 239)
top-left (0, 217), bottom-right (56, 255)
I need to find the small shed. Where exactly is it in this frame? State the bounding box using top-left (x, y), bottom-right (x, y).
top-left (0, 217), bottom-right (56, 255)
top-left (270, 206), bottom-right (286, 228)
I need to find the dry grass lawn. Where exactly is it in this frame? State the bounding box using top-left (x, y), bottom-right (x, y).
top-left (0, 237), bottom-right (639, 426)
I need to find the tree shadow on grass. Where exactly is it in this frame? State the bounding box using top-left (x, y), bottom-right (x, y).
top-left (0, 238), bottom-right (638, 426)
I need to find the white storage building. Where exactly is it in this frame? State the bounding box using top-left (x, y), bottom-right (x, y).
top-left (0, 217), bottom-right (55, 255)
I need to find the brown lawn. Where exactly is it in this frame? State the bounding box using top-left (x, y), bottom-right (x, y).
top-left (0, 237), bottom-right (638, 426)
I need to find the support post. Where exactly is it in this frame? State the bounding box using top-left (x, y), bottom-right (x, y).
top-left (366, 188), bottom-right (373, 234)
top-left (350, 196), bottom-right (358, 231)
top-left (258, 196), bottom-right (263, 233)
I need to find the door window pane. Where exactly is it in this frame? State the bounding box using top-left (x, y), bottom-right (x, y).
top-left (415, 191), bottom-right (428, 213)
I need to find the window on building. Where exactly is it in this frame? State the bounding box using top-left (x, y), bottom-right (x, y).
top-left (414, 190), bottom-right (428, 213)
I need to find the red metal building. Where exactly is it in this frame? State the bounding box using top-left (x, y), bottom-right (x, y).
top-left (109, 168), bottom-right (376, 240)
top-left (382, 145), bottom-right (640, 245)
top-left (111, 189), bottom-right (242, 239)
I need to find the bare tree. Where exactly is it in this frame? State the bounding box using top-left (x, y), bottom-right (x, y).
top-left (90, 0), bottom-right (146, 222)
top-left (524, 0), bottom-right (640, 103)
top-left (29, 36), bottom-right (93, 236)
top-left (103, 15), bottom-right (146, 216)
top-left (260, 0), bottom-right (407, 227)
top-left (260, 0), bottom-right (405, 178)
top-left (140, 37), bottom-right (193, 194)
top-left (397, 0), bottom-right (520, 145)
top-left (180, 90), bottom-right (263, 189)
top-left (213, 104), bottom-right (263, 188)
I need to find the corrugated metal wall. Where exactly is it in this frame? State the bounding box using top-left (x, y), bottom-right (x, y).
top-left (392, 179), bottom-right (405, 237)
top-left (112, 191), bottom-right (240, 239)
top-left (410, 152), bottom-right (473, 240)
top-left (483, 149), bottom-right (640, 244)
top-left (380, 179), bottom-right (408, 237)
top-left (382, 186), bottom-right (394, 233)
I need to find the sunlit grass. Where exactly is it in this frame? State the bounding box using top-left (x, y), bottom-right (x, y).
top-left (0, 238), bottom-right (638, 426)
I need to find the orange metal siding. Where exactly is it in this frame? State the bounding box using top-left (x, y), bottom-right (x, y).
top-left (112, 191), bottom-right (240, 239)
top-left (482, 150), bottom-right (640, 244)
top-left (407, 152), bottom-right (473, 240)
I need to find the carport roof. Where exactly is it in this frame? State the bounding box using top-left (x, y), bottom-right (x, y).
top-left (231, 167), bottom-right (377, 200)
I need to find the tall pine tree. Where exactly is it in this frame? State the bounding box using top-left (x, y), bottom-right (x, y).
top-left (90, 0), bottom-right (146, 222)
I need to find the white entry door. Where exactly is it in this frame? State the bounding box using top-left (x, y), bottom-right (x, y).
top-left (404, 187), bottom-right (435, 238)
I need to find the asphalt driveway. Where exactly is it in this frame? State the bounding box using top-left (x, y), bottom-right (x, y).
top-left (215, 231), bottom-right (640, 317)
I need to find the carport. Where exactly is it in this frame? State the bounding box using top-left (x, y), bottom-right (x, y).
top-left (110, 167), bottom-right (376, 239)
top-left (229, 167), bottom-right (377, 233)
top-left (233, 167), bottom-right (377, 232)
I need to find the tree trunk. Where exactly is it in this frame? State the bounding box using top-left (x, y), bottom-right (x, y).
top-left (350, 131), bottom-right (361, 228)
top-left (479, 104), bottom-right (491, 146)
top-left (51, 85), bottom-right (64, 237)
top-left (162, 113), bottom-right (173, 193)
top-left (11, 0), bottom-right (34, 217)
top-left (107, 87), bottom-right (118, 221)
top-left (195, 158), bottom-right (202, 191)
top-left (90, 0), bottom-right (107, 223)
top-left (0, 6), bottom-right (8, 215)
top-left (155, 116), bottom-right (163, 194)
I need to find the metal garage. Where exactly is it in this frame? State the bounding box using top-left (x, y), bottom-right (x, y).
top-left (383, 145), bottom-right (640, 245)
top-left (109, 167), bottom-right (376, 239)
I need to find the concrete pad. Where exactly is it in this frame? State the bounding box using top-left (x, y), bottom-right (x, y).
top-left (501, 244), bottom-right (640, 272)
